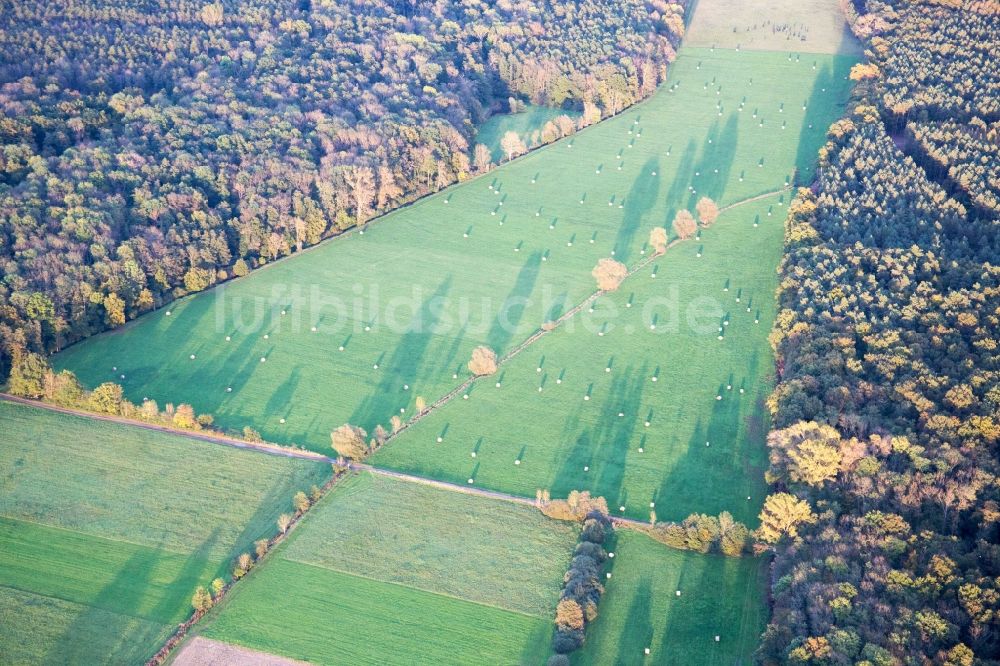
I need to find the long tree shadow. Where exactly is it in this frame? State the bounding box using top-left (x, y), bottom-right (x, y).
top-left (663, 138), bottom-right (699, 229)
top-left (615, 158), bottom-right (661, 261)
top-left (349, 277), bottom-right (452, 432)
top-left (486, 251), bottom-right (543, 353)
top-left (794, 55), bottom-right (855, 183)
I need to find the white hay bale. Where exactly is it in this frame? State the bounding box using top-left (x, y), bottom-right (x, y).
top-left (638, 447), bottom-right (644, 453)
top-left (650, 501), bottom-right (655, 508)
top-left (260, 356), bottom-right (266, 363)
top-left (437, 436), bottom-right (443, 443)
top-left (463, 394), bottom-right (469, 400)
top-left (226, 335), bottom-right (232, 341)
top-left (618, 412), bottom-right (624, 417)
top-left (339, 345), bottom-right (345, 351)
top-left (556, 379), bottom-right (562, 384)
top-left (226, 387), bottom-right (232, 392)
top-left (263, 334), bottom-right (269, 339)
top-left (645, 648), bottom-right (650, 655)
top-left (584, 465), bottom-right (589, 471)
top-left (496, 382), bottom-right (501, 388)
top-left (373, 363), bottom-right (379, 369)
top-left (190, 354), bottom-right (196, 360)
top-left (644, 421), bottom-right (651, 427)
top-left (364, 325), bottom-right (371, 331)
top-left (166, 310), bottom-right (172, 316)
top-left (676, 590), bottom-right (682, 597)
top-left (468, 478), bottom-right (474, 484)
top-left (606, 572), bottom-right (612, 579)
top-left (471, 451), bottom-right (476, 457)
top-left (619, 505), bottom-right (625, 512)
top-left (279, 418), bottom-right (286, 424)
top-left (584, 395), bottom-right (590, 401)
top-left (515, 459), bottom-right (521, 465)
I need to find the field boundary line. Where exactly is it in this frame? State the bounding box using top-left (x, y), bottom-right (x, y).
top-left (0, 514), bottom-right (197, 560)
top-left (277, 554), bottom-right (551, 621)
top-left (0, 393), bottom-right (335, 464)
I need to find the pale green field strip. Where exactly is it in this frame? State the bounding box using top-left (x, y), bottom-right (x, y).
top-left (53, 49), bottom-right (855, 459)
top-left (195, 471), bottom-right (575, 664)
top-left (199, 559), bottom-right (554, 665)
top-left (683, 0), bottom-right (862, 55)
top-left (279, 471), bottom-right (576, 616)
top-left (575, 530), bottom-right (768, 665)
top-left (0, 401), bottom-right (330, 558)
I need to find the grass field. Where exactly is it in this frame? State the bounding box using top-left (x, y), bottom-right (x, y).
top-left (476, 104), bottom-right (582, 162)
top-left (194, 471), bottom-right (575, 663)
top-left (575, 530), bottom-right (768, 665)
top-left (372, 197), bottom-right (780, 525)
top-left (684, 0), bottom-right (861, 55)
top-left (54, 48), bottom-right (856, 459)
top-left (0, 401), bottom-right (330, 664)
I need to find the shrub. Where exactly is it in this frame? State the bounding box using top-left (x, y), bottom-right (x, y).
top-left (468, 345), bottom-right (499, 375)
top-left (591, 258), bottom-right (628, 291)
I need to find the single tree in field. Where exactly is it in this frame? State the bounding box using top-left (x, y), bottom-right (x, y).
top-left (347, 166), bottom-right (376, 225)
top-left (500, 131), bottom-right (527, 162)
top-left (649, 226), bottom-right (668, 255)
top-left (330, 423), bottom-right (369, 459)
top-left (468, 346), bottom-right (499, 376)
top-left (696, 197), bottom-right (720, 227)
top-left (293, 491), bottom-right (310, 515)
top-left (756, 493), bottom-right (816, 544)
top-left (191, 586), bottom-right (213, 612)
top-left (473, 144), bottom-right (493, 173)
top-left (672, 210), bottom-right (697, 239)
top-left (592, 258), bottom-right (628, 291)
top-left (277, 513), bottom-right (293, 534)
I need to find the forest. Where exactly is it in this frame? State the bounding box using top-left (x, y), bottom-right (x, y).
top-left (759, 0), bottom-right (1000, 663)
top-left (0, 0), bottom-right (685, 376)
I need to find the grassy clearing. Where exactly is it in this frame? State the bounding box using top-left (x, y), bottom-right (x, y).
top-left (53, 49), bottom-right (855, 456)
top-left (199, 559), bottom-right (553, 666)
top-left (372, 197), bottom-right (779, 525)
top-left (0, 401), bottom-right (330, 664)
top-left (476, 104), bottom-right (582, 162)
top-left (194, 471), bottom-right (572, 663)
top-left (684, 0), bottom-right (861, 55)
top-left (576, 530), bottom-right (768, 665)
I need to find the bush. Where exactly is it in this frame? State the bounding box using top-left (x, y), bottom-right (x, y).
top-left (553, 628), bottom-right (586, 654)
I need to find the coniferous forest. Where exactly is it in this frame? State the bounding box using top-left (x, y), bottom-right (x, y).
top-left (760, 1), bottom-right (1000, 662)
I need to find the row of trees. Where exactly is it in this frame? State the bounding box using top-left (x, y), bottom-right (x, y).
top-left (642, 511), bottom-right (751, 556)
top-left (757, 3), bottom-right (1000, 660)
top-left (551, 511), bottom-right (612, 660)
top-left (0, 0), bottom-right (687, 378)
top-left (8, 350), bottom-right (215, 429)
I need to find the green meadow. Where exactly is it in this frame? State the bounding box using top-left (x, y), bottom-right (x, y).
top-left (0, 401), bottom-right (330, 664)
top-left (576, 530), bottom-right (768, 665)
top-left (476, 104), bottom-right (582, 162)
top-left (54, 48), bottom-right (856, 461)
top-left (372, 197), bottom-right (780, 525)
top-left (195, 471), bottom-right (576, 664)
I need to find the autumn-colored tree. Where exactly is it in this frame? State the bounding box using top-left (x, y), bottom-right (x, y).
top-left (500, 131), bottom-right (527, 162)
top-left (591, 258), bottom-right (628, 291)
top-left (695, 197), bottom-right (719, 226)
top-left (649, 226), bottom-right (668, 255)
top-left (756, 493), bottom-right (816, 544)
top-left (468, 346), bottom-right (499, 376)
top-left (277, 513), bottom-right (292, 534)
top-left (191, 586), bottom-right (213, 612)
top-left (555, 599), bottom-right (585, 630)
top-left (293, 491), bottom-right (310, 515)
top-left (672, 210), bottom-right (697, 239)
top-left (330, 423), bottom-right (369, 459)
top-left (767, 421), bottom-right (843, 487)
